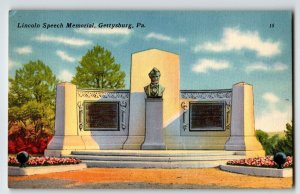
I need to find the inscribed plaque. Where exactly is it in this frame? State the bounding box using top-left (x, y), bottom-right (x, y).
top-left (84, 102), bottom-right (119, 131)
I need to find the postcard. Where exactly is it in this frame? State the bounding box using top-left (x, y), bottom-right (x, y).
top-left (8, 10), bottom-right (293, 189)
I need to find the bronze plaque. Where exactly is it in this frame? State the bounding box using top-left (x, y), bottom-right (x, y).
top-left (84, 102), bottom-right (119, 131)
top-left (190, 103), bottom-right (224, 131)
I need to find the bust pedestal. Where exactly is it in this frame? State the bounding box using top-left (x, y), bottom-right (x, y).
top-left (141, 98), bottom-right (166, 150)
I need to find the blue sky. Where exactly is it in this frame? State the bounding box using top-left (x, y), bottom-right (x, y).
top-left (9, 11), bottom-right (292, 132)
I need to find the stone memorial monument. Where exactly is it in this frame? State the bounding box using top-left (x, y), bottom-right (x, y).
top-left (141, 68), bottom-right (166, 149)
top-left (45, 49), bottom-right (265, 158)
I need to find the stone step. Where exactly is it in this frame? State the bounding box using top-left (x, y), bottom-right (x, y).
top-left (70, 150), bottom-right (238, 157)
top-left (66, 154), bottom-right (244, 162)
top-left (66, 150), bottom-right (245, 168)
top-left (82, 160), bottom-right (231, 168)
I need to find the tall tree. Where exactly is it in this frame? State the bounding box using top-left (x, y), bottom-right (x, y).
top-left (9, 60), bottom-right (58, 107)
top-left (9, 60), bottom-right (58, 131)
top-left (72, 45), bottom-right (125, 89)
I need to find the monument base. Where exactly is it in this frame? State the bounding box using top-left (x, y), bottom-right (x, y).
top-left (123, 136), bottom-right (146, 149)
top-left (141, 143), bottom-right (166, 150)
top-left (141, 98), bottom-right (166, 150)
top-left (45, 135), bottom-right (100, 157)
top-left (225, 135), bottom-right (265, 157)
top-left (44, 149), bottom-right (73, 157)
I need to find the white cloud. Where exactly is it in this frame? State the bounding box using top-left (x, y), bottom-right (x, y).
top-left (8, 59), bottom-right (14, 68)
top-left (245, 63), bottom-right (268, 72)
top-left (34, 34), bottom-right (91, 46)
top-left (192, 59), bottom-right (230, 73)
top-left (256, 92), bottom-right (291, 132)
top-left (262, 92), bottom-right (279, 104)
top-left (256, 105), bottom-right (291, 132)
top-left (58, 70), bottom-right (74, 82)
top-left (15, 46), bottom-right (32, 55)
top-left (8, 59), bottom-right (20, 69)
top-left (146, 32), bottom-right (186, 44)
top-left (245, 62), bottom-right (288, 73)
top-left (75, 28), bottom-right (132, 35)
top-left (56, 50), bottom-right (76, 62)
top-left (273, 63), bottom-right (289, 71)
top-left (193, 27), bottom-right (281, 57)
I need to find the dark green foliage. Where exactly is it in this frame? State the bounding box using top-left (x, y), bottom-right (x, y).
top-left (285, 123), bottom-right (293, 149)
top-left (72, 45), bottom-right (126, 89)
top-left (256, 123), bottom-right (293, 156)
top-left (256, 130), bottom-right (269, 145)
top-left (256, 130), bottom-right (280, 155)
top-left (275, 123), bottom-right (293, 156)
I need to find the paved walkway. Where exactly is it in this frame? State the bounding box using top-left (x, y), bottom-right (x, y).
top-left (8, 167), bottom-right (293, 189)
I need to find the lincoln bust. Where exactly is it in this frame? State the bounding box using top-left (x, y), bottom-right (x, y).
top-left (144, 67), bottom-right (165, 98)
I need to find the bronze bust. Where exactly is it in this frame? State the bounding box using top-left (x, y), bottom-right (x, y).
top-left (144, 67), bottom-right (165, 98)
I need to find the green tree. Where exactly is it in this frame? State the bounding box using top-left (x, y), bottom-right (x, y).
top-left (9, 60), bottom-right (58, 107)
top-left (256, 129), bottom-right (282, 155)
top-left (256, 122), bottom-right (293, 156)
top-left (72, 45), bottom-right (125, 89)
top-left (275, 123), bottom-right (293, 156)
top-left (285, 123), bottom-right (293, 150)
top-left (9, 60), bottom-right (58, 133)
top-left (266, 134), bottom-right (281, 155)
top-left (256, 129), bottom-right (269, 145)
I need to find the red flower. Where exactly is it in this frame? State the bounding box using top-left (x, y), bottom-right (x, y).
top-left (8, 156), bottom-right (81, 166)
top-left (227, 156), bottom-right (293, 168)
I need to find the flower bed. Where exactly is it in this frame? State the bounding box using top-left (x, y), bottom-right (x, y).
top-left (8, 156), bottom-right (81, 167)
top-left (227, 156), bottom-right (293, 168)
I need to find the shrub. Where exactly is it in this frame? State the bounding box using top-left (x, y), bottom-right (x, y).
top-left (256, 122), bottom-right (293, 156)
top-left (8, 123), bottom-right (53, 155)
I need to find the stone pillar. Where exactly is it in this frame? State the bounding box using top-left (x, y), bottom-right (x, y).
top-left (225, 82), bottom-right (265, 157)
top-left (141, 98), bottom-right (166, 150)
top-left (45, 82), bottom-right (87, 157)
